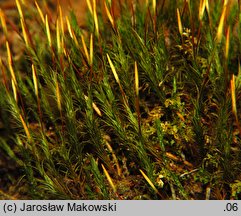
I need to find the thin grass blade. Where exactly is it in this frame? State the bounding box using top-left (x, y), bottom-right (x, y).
top-left (101, 164), bottom-right (116, 193)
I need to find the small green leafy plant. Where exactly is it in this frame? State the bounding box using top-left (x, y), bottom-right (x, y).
top-left (0, 0), bottom-right (241, 199)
